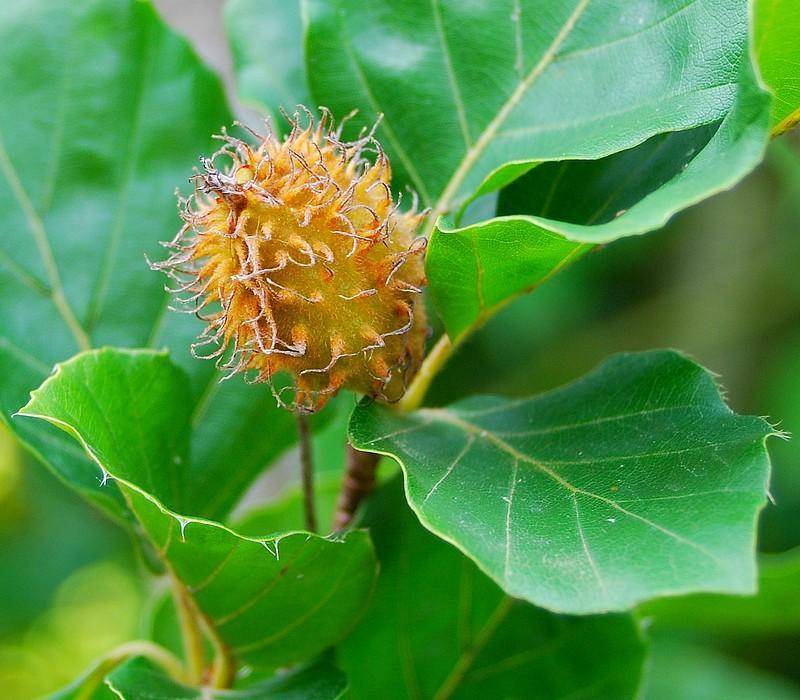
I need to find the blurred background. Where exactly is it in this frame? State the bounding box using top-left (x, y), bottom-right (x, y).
top-left (0, 1), bottom-right (798, 697)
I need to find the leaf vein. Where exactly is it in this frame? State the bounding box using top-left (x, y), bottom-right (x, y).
top-left (85, 18), bottom-right (157, 331)
top-left (0, 129), bottom-right (90, 350)
top-left (431, 0), bottom-right (472, 148)
top-left (572, 493), bottom-right (608, 601)
top-left (337, 5), bottom-right (432, 206)
top-left (426, 0), bottom-right (591, 227)
top-left (417, 409), bottom-right (730, 571)
top-left (423, 433), bottom-right (475, 504)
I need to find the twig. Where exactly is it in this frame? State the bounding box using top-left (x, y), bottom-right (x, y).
top-left (296, 410), bottom-right (318, 532)
top-left (333, 446), bottom-right (380, 530)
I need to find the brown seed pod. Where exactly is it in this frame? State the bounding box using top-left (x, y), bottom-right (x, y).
top-left (152, 108), bottom-right (428, 413)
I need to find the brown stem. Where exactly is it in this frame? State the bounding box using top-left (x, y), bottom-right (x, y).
top-left (296, 410), bottom-right (318, 532)
top-left (334, 446), bottom-right (380, 530)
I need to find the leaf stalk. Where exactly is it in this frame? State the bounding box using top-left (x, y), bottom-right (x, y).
top-left (171, 573), bottom-right (207, 685)
top-left (296, 410), bottom-right (318, 532)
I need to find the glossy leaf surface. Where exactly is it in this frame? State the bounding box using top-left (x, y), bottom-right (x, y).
top-left (350, 351), bottom-right (773, 613)
top-left (19, 349), bottom-right (377, 671)
top-left (105, 657), bottom-right (347, 699)
top-left (339, 478), bottom-right (646, 699)
top-left (0, 0), bottom-right (295, 524)
top-left (755, 0), bottom-right (800, 135)
top-left (306, 0), bottom-right (769, 215)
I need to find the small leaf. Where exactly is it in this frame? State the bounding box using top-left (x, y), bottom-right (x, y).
top-left (105, 656), bottom-right (347, 699)
top-left (350, 350), bottom-right (774, 613)
top-left (339, 478), bottom-right (646, 699)
top-left (0, 0), bottom-right (296, 525)
top-left (225, 0), bottom-right (310, 127)
top-left (18, 349), bottom-right (377, 671)
top-left (754, 0), bottom-right (800, 136)
top-left (427, 218), bottom-right (587, 342)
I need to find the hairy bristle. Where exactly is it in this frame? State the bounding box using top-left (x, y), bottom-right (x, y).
top-left (152, 107), bottom-right (429, 412)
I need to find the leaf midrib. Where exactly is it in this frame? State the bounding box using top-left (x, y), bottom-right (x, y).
top-left (85, 13), bottom-right (157, 332)
top-left (424, 0), bottom-right (591, 233)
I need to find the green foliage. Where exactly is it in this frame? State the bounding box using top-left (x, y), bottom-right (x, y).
top-left (754, 0), bottom-right (800, 135)
top-left (350, 351), bottom-right (773, 613)
top-left (641, 548), bottom-right (800, 637)
top-left (305, 0), bottom-right (769, 219)
top-left (18, 349), bottom-right (376, 672)
top-left (338, 478), bottom-right (646, 699)
top-left (427, 220), bottom-right (587, 343)
top-left (225, 0), bottom-right (309, 128)
top-left (642, 639), bottom-right (800, 700)
top-left (304, 0), bottom-right (772, 357)
top-left (0, 0), bottom-right (297, 527)
top-left (105, 657), bottom-right (346, 700)
top-left (2, 0), bottom-right (799, 696)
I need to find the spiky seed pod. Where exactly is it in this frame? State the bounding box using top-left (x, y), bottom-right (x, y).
top-left (152, 109), bottom-right (428, 413)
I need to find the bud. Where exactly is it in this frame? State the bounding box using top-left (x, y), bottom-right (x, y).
top-left (153, 109), bottom-right (428, 412)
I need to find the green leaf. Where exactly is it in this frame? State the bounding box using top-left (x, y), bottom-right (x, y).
top-left (47, 667), bottom-right (117, 700)
top-left (427, 115), bottom-right (769, 341)
top-left (306, 0), bottom-right (769, 223)
top-left (427, 218), bottom-right (588, 342)
top-left (640, 547), bottom-right (800, 637)
top-left (306, 0), bottom-right (770, 344)
top-left (0, 0), bottom-right (296, 523)
top-left (339, 478), bottom-right (646, 699)
top-left (105, 657), bottom-right (347, 699)
top-left (642, 640), bottom-right (800, 700)
top-left (225, 0), bottom-right (310, 127)
top-left (755, 0), bottom-right (800, 136)
top-left (350, 350), bottom-right (773, 613)
top-left (236, 480), bottom-right (344, 539)
top-left (18, 349), bottom-right (377, 671)
top-left (186, 375), bottom-right (302, 521)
